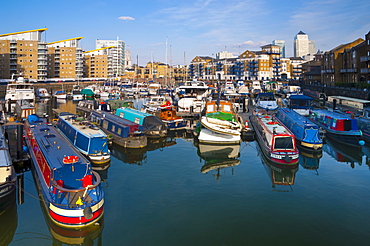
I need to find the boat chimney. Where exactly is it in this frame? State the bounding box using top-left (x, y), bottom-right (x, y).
top-left (17, 173), bottom-right (24, 205)
top-left (333, 99), bottom-right (337, 110)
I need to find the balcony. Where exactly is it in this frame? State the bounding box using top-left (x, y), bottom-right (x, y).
top-left (321, 69), bottom-right (334, 73)
top-left (264, 51), bottom-right (280, 55)
top-left (340, 68), bottom-right (358, 73)
top-left (360, 68), bottom-right (370, 73)
top-left (360, 56), bottom-right (370, 62)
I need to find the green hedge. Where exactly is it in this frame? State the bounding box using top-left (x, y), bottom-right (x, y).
top-left (334, 82), bottom-right (370, 89)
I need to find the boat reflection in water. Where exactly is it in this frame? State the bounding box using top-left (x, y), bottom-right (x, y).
top-left (39, 200), bottom-right (104, 245)
top-left (361, 145), bottom-right (370, 168)
top-left (256, 143), bottom-right (298, 192)
top-left (110, 143), bottom-right (148, 166)
top-left (323, 138), bottom-right (364, 168)
top-left (110, 137), bottom-right (177, 165)
top-left (0, 190), bottom-right (17, 246)
top-left (298, 146), bottom-right (323, 173)
top-left (195, 142), bottom-right (241, 180)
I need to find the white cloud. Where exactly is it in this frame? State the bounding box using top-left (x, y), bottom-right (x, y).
top-left (118, 16), bottom-right (135, 21)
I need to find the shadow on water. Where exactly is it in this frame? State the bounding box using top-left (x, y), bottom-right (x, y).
top-left (0, 190), bottom-right (17, 246)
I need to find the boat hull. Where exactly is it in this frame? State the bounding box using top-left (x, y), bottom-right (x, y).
top-left (198, 128), bottom-right (241, 144)
top-left (29, 161), bottom-right (104, 228)
top-left (200, 117), bottom-right (241, 136)
top-left (100, 128), bottom-right (147, 148)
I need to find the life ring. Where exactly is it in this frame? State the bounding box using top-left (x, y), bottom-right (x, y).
top-left (267, 121), bottom-right (278, 125)
top-left (63, 155), bottom-right (79, 164)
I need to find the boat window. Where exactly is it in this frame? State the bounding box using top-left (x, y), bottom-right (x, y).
top-left (119, 112), bottom-right (124, 118)
top-left (112, 125), bottom-right (115, 132)
top-left (223, 104), bottom-right (231, 112)
top-left (117, 128), bottom-right (121, 135)
top-left (134, 117), bottom-right (140, 124)
top-left (207, 104), bottom-right (215, 112)
top-left (343, 120), bottom-right (352, 131)
top-left (274, 136), bottom-right (293, 150)
top-left (103, 120), bottom-right (108, 129)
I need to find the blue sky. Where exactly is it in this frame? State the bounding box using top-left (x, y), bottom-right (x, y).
top-left (2, 0), bottom-right (370, 66)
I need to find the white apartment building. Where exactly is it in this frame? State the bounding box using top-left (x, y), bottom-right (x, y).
top-left (96, 39), bottom-right (126, 76)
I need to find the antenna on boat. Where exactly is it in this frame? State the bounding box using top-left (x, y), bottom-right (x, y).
top-left (216, 81), bottom-right (221, 110)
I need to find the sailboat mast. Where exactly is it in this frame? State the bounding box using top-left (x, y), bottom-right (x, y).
top-left (165, 36), bottom-right (168, 87)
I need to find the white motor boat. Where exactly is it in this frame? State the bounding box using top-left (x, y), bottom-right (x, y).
top-left (35, 88), bottom-right (51, 98)
top-left (5, 76), bottom-right (35, 102)
top-left (177, 81), bottom-right (210, 115)
top-left (255, 92), bottom-right (278, 111)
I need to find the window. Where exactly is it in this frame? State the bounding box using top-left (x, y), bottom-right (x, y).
top-left (274, 137), bottom-right (293, 150)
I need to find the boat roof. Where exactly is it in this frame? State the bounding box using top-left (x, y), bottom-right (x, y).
top-left (58, 113), bottom-right (107, 138)
top-left (278, 108), bottom-right (318, 128)
top-left (91, 110), bottom-right (140, 127)
top-left (116, 107), bottom-right (152, 118)
top-left (329, 96), bottom-right (370, 104)
top-left (257, 113), bottom-right (292, 135)
top-left (312, 109), bottom-right (355, 120)
top-left (288, 95), bottom-right (313, 100)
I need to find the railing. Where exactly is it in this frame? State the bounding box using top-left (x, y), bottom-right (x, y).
top-left (51, 170), bottom-right (103, 208)
top-left (340, 68), bottom-right (358, 73)
top-left (360, 56), bottom-right (370, 62)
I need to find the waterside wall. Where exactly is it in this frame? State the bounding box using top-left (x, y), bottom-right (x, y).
top-left (302, 84), bottom-right (370, 100)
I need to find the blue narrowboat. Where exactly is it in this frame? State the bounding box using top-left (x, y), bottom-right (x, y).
top-left (276, 108), bottom-right (323, 151)
top-left (88, 110), bottom-right (147, 148)
top-left (24, 114), bottom-right (104, 228)
top-left (57, 112), bottom-right (111, 165)
top-left (116, 107), bottom-right (167, 138)
top-left (308, 109), bottom-right (365, 147)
